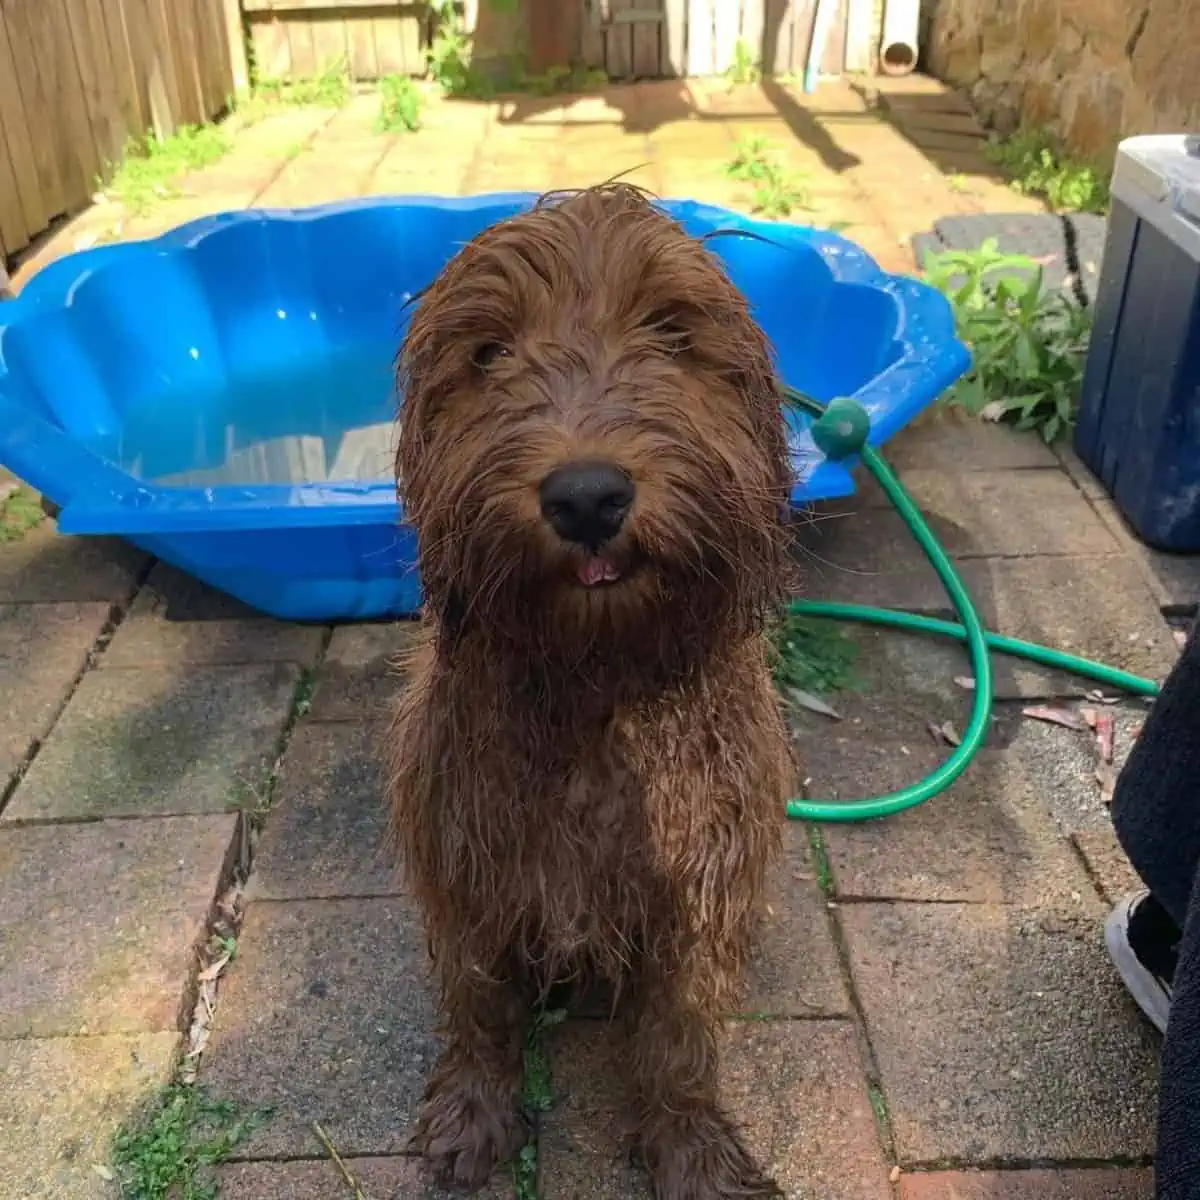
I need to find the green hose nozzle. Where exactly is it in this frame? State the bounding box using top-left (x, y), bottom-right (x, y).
top-left (784, 388), bottom-right (1160, 824)
top-left (808, 396), bottom-right (872, 461)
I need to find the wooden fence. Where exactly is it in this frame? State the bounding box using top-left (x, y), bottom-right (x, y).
top-left (0, 0), bottom-right (236, 264)
top-left (243, 0), bottom-right (871, 86)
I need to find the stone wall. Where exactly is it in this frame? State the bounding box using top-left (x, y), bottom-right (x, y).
top-left (926, 0), bottom-right (1200, 160)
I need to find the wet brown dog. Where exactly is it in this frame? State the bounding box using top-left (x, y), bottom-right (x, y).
top-left (387, 184), bottom-right (797, 1198)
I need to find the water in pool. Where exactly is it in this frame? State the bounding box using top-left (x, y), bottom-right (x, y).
top-left (97, 344), bottom-right (400, 489)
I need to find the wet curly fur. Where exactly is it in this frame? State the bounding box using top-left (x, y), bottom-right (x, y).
top-left (386, 184), bottom-right (798, 1198)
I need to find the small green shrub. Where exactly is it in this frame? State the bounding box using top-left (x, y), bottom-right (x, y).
top-left (923, 237), bottom-right (1092, 443)
top-left (111, 1082), bottom-right (272, 1200)
top-left (727, 136), bottom-right (811, 219)
top-left (986, 127), bottom-right (1110, 213)
top-left (727, 134), bottom-right (773, 182)
top-left (724, 38), bottom-right (761, 85)
top-left (377, 74), bottom-right (423, 131)
top-left (0, 486), bottom-right (45, 543)
top-left (428, 11), bottom-right (487, 97)
top-left (103, 124), bottom-right (231, 215)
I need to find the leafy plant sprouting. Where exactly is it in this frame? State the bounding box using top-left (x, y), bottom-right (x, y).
top-left (922, 238), bottom-right (1092, 443)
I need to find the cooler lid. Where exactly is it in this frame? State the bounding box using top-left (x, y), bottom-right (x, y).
top-left (1113, 135), bottom-right (1200, 254)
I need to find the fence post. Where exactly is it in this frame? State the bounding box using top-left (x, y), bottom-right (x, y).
top-left (222, 0), bottom-right (252, 97)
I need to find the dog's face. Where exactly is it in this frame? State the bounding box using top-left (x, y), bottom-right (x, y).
top-left (398, 185), bottom-right (792, 662)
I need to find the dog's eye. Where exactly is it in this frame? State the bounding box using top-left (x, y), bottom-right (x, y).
top-left (472, 343), bottom-right (511, 370)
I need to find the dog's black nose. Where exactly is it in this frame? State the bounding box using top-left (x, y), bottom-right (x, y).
top-left (539, 460), bottom-right (635, 548)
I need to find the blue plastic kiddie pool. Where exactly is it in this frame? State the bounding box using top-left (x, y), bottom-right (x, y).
top-left (0, 194), bottom-right (968, 621)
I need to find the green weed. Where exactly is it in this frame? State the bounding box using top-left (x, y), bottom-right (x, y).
top-left (428, 13), bottom-right (487, 97)
top-left (208, 933), bottom-right (238, 962)
top-left (292, 667), bottom-right (316, 718)
top-left (514, 1007), bottom-right (566, 1200)
top-left (514, 1142), bottom-right (538, 1200)
top-left (986, 127), bottom-right (1110, 213)
top-left (724, 38), bottom-right (761, 85)
top-left (253, 59), bottom-right (352, 109)
top-left (0, 486), bottom-right (45, 543)
top-left (923, 237), bottom-right (1092, 443)
top-left (727, 135), bottom-right (811, 219)
top-left (377, 74), bottom-right (423, 132)
top-left (727, 135), bottom-right (773, 182)
top-left (523, 63), bottom-right (609, 96)
top-left (111, 1082), bottom-right (272, 1200)
top-left (769, 611), bottom-right (861, 699)
top-left (427, 0), bottom-right (604, 99)
top-left (103, 125), bottom-right (230, 215)
top-left (867, 1081), bottom-right (891, 1132)
top-left (753, 169), bottom-right (810, 219)
top-left (808, 826), bottom-right (835, 896)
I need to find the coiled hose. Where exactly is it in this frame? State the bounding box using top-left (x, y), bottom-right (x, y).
top-left (783, 388), bottom-right (1160, 824)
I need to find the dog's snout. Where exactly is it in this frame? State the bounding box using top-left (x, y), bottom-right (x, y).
top-left (539, 460), bottom-right (635, 548)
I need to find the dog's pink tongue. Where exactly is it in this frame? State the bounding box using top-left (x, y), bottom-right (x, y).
top-left (579, 559), bottom-right (620, 586)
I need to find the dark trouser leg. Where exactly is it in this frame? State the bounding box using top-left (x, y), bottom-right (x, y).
top-left (1108, 619), bottom-right (1200, 1198)
top-left (1157, 865), bottom-right (1200, 1199)
top-left (1112, 620), bottom-right (1200, 927)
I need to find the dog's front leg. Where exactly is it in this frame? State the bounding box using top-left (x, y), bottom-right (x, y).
top-left (626, 962), bottom-right (781, 1200)
top-left (412, 958), bottom-right (530, 1191)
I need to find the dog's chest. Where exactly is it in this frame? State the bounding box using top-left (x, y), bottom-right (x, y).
top-left (520, 738), bottom-right (664, 963)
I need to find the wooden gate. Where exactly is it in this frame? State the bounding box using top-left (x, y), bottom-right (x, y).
top-left (585, 0), bottom-right (848, 80)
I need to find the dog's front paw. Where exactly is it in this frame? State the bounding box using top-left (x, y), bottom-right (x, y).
top-left (410, 1061), bottom-right (529, 1191)
top-left (642, 1107), bottom-right (782, 1200)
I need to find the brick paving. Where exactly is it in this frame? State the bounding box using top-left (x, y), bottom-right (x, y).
top-left (0, 74), bottom-right (1186, 1199)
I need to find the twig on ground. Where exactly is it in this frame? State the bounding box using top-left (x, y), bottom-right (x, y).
top-left (313, 1121), bottom-right (368, 1199)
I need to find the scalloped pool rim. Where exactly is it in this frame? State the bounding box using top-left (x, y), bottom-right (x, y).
top-left (0, 193), bottom-right (970, 539)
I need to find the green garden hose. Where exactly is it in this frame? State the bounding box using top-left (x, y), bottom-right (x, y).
top-left (784, 388), bottom-right (1161, 824)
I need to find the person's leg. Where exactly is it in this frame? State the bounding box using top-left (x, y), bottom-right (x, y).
top-left (1108, 619), bottom-right (1200, 1032)
top-left (1155, 864), bottom-right (1200, 1199)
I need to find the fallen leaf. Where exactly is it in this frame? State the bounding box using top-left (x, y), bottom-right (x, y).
top-left (1022, 705), bottom-right (1085, 731)
top-left (92, 1164), bottom-right (114, 1181)
top-left (889, 1166), bottom-right (903, 1184)
top-left (1095, 762), bottom-right (1117, 804)
top-left (953, 675), bottom-right (976, 691)
top-left (197, 953), bottom-right (231, 983)
top-left (789, 688), bottom-right (841, 719)
top-left (928, 720), bottom-right (962, 747)
top-left (979, 401), bottom-right (1006, 423)
top-left (1095, 712), bottom-right (1115, 764)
